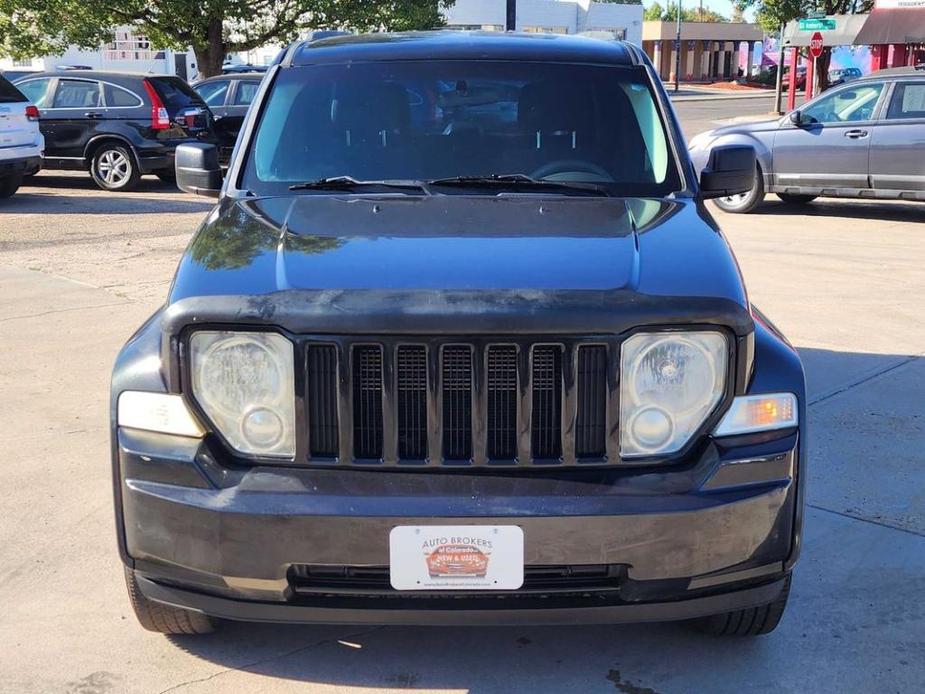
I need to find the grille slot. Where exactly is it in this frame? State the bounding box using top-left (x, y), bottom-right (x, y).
top-left (353, 346), bottom-right (383, 459)
top-left (576, 346), bottom-right (607, 458)
top-left (397, 346), bottom-right (427, 459)
top-left (487, 346), bottom-right (518, 460)
top-left (531, 346), bottom-right (562, 459)
top-left (306, 345), bottom-right (339, 457)
top-left (442, 346), bottom-right (473, 460)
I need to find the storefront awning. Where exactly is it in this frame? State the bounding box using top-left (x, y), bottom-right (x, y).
top-left (855, 8), bottom-right (925, 45)
top-left (782, 15), bottom-right (869, 47)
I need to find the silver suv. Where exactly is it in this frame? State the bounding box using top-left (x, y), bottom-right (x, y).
top-left (0, 74), bottom-right (43, 199)
top-left (689, 65), bottom-right (925, 213)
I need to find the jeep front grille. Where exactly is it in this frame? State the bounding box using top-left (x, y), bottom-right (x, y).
top-left (302, 337), bottom-right (619, 467)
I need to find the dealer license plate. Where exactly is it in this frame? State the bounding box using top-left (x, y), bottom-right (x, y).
top-left (389, 525), bottom-right (524, 591)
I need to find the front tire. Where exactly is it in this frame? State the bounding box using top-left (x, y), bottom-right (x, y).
top-left (713, 164), bottom-right (765, 214)
top-left (0, 175), bottom-right (22, 198)
top-left (124, 566), bottom-right (215, 634)
top-left (90, 144), bottom-right (140, 191)
top-left (692, 573), bottom-right (792, 637)
top-left (777, 192), bottom-right (818, 205)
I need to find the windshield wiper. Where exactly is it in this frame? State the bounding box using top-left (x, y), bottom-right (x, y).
top-left (289, 176), bottom-right (429, 193)
top-left (428, 174), bottom-right (611, 196)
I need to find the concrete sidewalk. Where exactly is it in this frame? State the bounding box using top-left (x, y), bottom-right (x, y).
top-left (669, 87), bottom-right (776, 102)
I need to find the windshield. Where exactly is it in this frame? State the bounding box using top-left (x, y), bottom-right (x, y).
top-left (241, 61), bottom-right (681, 197)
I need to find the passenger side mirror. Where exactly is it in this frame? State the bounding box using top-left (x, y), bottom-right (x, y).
top-left (698, 145), bottom-right (756, 199)
top-left (789, 110), bottom-right (802, 126)
top-left (175, 143), bottom-right (222, 198)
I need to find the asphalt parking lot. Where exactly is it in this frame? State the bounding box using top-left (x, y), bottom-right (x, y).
top-left (0, 101), bottom-right (923, 692)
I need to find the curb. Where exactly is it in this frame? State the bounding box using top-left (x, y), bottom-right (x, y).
top-left (670, 91), bottom-right (776, 102)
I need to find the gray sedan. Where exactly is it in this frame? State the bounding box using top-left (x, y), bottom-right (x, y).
top-left (688, 66), bottom-right (925, 213)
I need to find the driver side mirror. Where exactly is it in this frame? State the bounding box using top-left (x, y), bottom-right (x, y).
top-left (789, 110), bottom-right (802, 126)
top-left (699, 145), bottom-right (756, 200)
top-left (175, 143), bottom-right (223, 198)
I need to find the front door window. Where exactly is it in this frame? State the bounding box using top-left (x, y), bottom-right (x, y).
top-left (801, 83), bottom-right (884, 124)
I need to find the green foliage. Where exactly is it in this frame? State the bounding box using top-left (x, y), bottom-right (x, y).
top-left (644, 2), bottom-right (729, 22)
top-left (0, 0), bottom-right (454, 76)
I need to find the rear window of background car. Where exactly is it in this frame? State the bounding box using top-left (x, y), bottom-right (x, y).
top-left (0, 75), bottom-right (27, 103)
top-left (53, 79), bottom-right (101, 108)
top-left (148, 76), bottom-right (206, 110)
top-left (232, 81), bottom-right (259, 106)
top-left (194, 80), bottom-right (230, 107)
top-left (14, 78), bottom-right (51, 107)
top-left (104, 83), bottom-right (143, 107)
top-left (887, 83), bottom-right (925, 120)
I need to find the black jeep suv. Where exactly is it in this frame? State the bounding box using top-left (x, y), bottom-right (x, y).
top-left (112, 32), bottom-right (806, 636)
top-left (13, 71), bottom-right (215, 191)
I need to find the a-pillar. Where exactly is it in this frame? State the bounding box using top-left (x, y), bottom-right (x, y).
top-left (653, 40), bottom-right (664, 79)
top-left (746, 41), bottom-right (755, 80)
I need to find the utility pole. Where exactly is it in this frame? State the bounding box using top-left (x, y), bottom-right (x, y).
top-left (506, 0), bottom-right (516, 31)
top-left (674, 1), bottom-right (682, 92)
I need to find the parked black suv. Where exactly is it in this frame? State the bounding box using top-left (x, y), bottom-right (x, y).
top-left (192, 73), bottom-right (263, 162)
top-left (13, 71), bottom-right (215, 191)
top-left (112, 33), bottom-right (806, 636)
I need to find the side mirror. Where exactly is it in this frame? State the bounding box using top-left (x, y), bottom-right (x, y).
top-left (699, 144), bottom-right (756, 199)
top-left (789, 110), bottom-right (802, 125)
top-left (175, 143), bottom-right (222, 198)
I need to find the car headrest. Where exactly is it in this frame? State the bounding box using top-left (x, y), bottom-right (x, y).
top-left (518, 80), bottom-right (594, 137)
top-left (331, 82), bottom-right (410, 141)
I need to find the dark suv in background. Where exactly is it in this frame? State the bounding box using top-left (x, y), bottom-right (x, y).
top-left (13, 71), bottom-right (216, 191)
top-left (192, 73), bottom-right (263, 162)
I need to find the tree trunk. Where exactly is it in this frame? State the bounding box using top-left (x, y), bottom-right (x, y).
top-left (194, 17), bottom-right (226, 78)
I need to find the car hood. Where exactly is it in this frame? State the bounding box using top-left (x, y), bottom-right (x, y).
top-left (166, 194), bottom-right (751, 336)
top-left (696, 117), bottom-right (782, 142)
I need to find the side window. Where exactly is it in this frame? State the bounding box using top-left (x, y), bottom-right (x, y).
top-left (194, 80), bottom-right (230, 107)
top-left (16, 78), bottom-right (52, 108)
top-left (104, 83), bottom-right (143, 108)
top-left (801, 83), bottom-right (884, 124)
top-left (232, 81), bottom-right (259, 106)
top-left (886, 82), bottom-right (925, 120)
top-left (53, 79), bottom-right (101, 108)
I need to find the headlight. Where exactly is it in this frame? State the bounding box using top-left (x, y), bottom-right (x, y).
top-left (620, 331), bottom-right (727, 457)
top-left (190, 331), bottom-right (295, 458)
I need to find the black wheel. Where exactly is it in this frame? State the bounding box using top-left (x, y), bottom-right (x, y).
top-left (692, 573), bottom-right (792, 637)
top-left (713, 163), bottom-right (765, 214)
top-left (90, 143), bottom-right (140, 191)
top-left (155, 169), bottom-right (176, 184)
top-left (777, 192), bottom-right (818, 205)
top-left (0, 175), bottom-right (22, 198)
top-left (124, 566), bottom-right (215, 634)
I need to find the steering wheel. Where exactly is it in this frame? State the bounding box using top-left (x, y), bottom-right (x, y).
top-left (530, 159), bottom-right (613, 183)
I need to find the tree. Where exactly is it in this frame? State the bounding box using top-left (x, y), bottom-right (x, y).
top-left (737, 0), bottom-right (873, 91)
top-left (644, 2), bottom-right (728, 22)
top-left (0, 1), bottom-right (454, 77)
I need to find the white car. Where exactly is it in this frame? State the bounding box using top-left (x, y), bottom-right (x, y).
top-left (0, 73), bottom-right (43, 199)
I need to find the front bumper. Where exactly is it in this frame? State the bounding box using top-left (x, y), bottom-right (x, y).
top-left (118, 426), bottom-right (800, 625)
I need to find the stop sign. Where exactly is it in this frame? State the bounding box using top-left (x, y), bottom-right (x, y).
top-left (809, 31), bottom-right (824, 59)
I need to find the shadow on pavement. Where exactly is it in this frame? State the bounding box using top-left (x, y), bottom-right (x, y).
top-left (754, 197), bottom-right (924, 222)
top-left (7, 175), bottom-right (214, 215)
